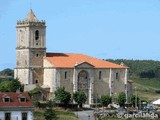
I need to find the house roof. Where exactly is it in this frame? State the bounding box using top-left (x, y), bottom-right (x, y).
top-left (0, 92), bottom-right (32, 107)
top-left (44, 53), bottom-right (128, 69)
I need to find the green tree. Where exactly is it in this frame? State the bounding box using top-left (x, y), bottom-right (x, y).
top-left (44, 109), bottom-right (57, 120)
top-left (29, 88), bottom-right (41, 97)
top-left (130, 94), bottom-right (140, 107)
top-left (73, 91), bottom-right (87, 108)
top-left (47, 99), bottom-right (55, 108)
top-left (106, 59), bottom-right (160, 79)
top-left (117, 92), bottom-right (126, 107)
top-left (54, 87), bottom-right (71, 105)
top-left (33, 100), bottom-right (40, 108)
top-left (0, 80), bottom-right (10, 92)
top-left (100, 94), bottom-right (112, 107)
top-left (0, 79), bottom-right (23, 92)
top-left (9, 79), bottom-right (23, 92)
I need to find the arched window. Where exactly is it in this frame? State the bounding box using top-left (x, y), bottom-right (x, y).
top-left (78, 70), bottom-right (89, 89)
top-left (35, 30), bottom-right (39, 40)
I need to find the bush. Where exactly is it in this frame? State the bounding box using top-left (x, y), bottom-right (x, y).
top-left (29, 88), bottom-right (41, 96)
top-left (73, 91), bottom-right (87, 108)
top-left (33, 100), bottom-right (40, 108)
top-left (100, 94), bottom-right (112, 107)
top-left (54, 87), bottom-right (71, 106)
top-left (44, 109), bottom-right (57, 120)
top-left (117, 92), bottom-right (126, 107)
top-left (47, 100), bottom-right (55, 108)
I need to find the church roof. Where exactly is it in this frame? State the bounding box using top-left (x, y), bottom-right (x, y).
top-left (44, 53), bottom-right (128, 69)
top-left (25, 9), bottom-right (38, 22)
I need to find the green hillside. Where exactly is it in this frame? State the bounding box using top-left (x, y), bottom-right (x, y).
top-left (107, 59), bottom-right (160, 102)
top-left (133, 78), bottom-right (160, 102)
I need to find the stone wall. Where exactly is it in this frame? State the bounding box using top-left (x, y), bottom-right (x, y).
top-left (43, 66), bottom-right (129, 104)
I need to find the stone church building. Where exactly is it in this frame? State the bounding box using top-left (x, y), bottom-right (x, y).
top-left (14, 10), bottom-right (131, 105)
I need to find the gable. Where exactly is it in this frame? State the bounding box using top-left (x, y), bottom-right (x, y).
top-left (75, 62), bottom-right (94, 68)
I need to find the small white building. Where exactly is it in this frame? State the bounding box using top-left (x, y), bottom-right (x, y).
top-left (0, 92), bottom-right (33, 120)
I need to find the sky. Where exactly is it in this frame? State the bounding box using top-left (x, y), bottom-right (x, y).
top-left (0, 0), bottom-right (160, 70)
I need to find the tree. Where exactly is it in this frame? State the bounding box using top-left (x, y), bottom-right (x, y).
top-left (73, 91), bottom-right (87, 108)
top-left (33, 100), bottom-right (40, 108)
top-left (130, 94), bottom-right (140, 107)
top-left (29, 88), bottom-right (41, 97)
top-left (9, 79), bottom-right (23, 92)
top-left (47, 99), bottom-right (55, 108)
top-left (0, 79), bottom-right (23, 92)
top-left (100, 94), bottom-right (112, 107)
top-left (44, 99), bottom-right (57, 120)
top-left (117, 92), bottom-right (126, 107)
top-left (106, 59), bottom-right (160, 79)
top-left (44, 109), bottom-right (57, 120)
top-left (0, 80), bottom-right (10, 92)
top-left (54, 87), bottom-right (71, 105)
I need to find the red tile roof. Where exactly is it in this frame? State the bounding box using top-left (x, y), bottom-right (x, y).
top-left (0, 92), bottom-right (32, 107)
top-left (45, 53), bottom-right (128, 69)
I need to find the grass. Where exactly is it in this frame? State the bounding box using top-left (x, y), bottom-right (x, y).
top-left (99, 118), bottom-right (159, 120)
top-left (55, 110), bottom-right (78, 120)
top-left (34, 110), bottom-right (44, 120)
top-left (132, 78), bottom-right (160, 102)
top-left (134, 78), bottom-right (160, 89)
top-left (33, 108), bottom-right (78, 120)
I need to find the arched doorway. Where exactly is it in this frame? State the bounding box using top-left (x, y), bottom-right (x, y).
top-left (78, 70), bottom-right (90, 103)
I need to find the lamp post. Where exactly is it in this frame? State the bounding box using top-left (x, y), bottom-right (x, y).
top-left (135, 87), bottom-right (137, 110)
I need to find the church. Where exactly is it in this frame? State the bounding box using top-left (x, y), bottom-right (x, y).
top-left (14, 10), bottom-right (131, 105)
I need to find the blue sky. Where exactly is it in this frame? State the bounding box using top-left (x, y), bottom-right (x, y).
top-left (0, 0), bottom-right (160, 70)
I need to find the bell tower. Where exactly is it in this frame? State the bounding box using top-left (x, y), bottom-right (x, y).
top-left (14, 9), bottom-right (46, 85)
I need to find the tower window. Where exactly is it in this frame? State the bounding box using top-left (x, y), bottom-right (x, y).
top-left (35, 30), bottom-right (39, 40)
top-left (36, 53), bottom-right (39, 57)
top-left (35, 80), bottom-right (39, 84)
